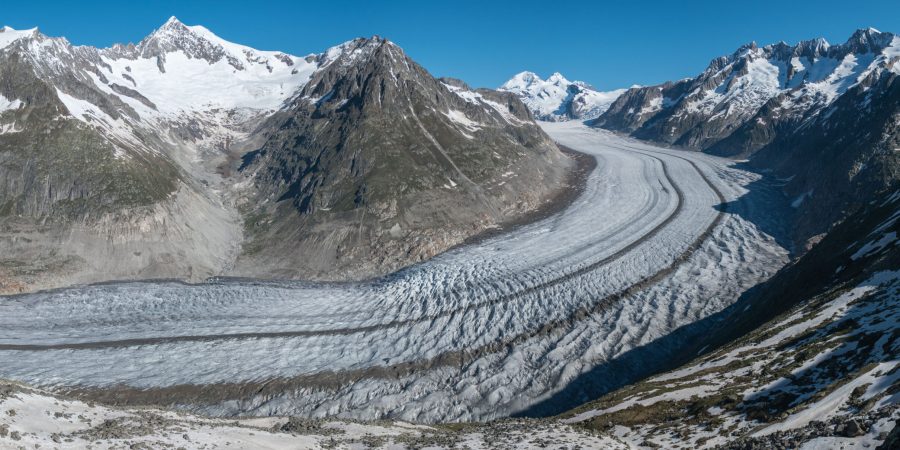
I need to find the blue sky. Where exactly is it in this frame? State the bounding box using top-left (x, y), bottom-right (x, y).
top-left (4, 0), bottom-right (899, 89)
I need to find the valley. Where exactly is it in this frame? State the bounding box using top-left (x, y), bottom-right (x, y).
top-left (0, 12), bottom-right (898, 449)
top-left (0, 123), bottom-right (789, 423)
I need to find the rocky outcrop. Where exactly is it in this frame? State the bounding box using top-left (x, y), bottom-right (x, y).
top-left (232, 38), bottom-right (572, 280)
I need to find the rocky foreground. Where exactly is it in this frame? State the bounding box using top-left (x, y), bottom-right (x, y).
top-left (0, 381), bottom-right (628, 450)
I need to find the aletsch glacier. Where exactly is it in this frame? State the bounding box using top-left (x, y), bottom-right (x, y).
top-left (0, 122), bottom-right (789, 422)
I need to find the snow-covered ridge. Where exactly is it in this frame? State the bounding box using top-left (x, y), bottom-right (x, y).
top-left (631, 28), bottom-right (899, 127)
top-left (500, 71), bottom-right (627, 121)
top-left (0, 17), bottom-right (324, 129)
top-left (99, 17), bottom-right (319, 115)
top-left (0, 17), bottom-right (354, 163)
top-left (0, 25), bottom-right (39, 50)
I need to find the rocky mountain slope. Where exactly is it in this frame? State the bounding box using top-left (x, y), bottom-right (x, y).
top-left (561, 186), bottom-right (900, 449)
top-left (0, 19), bottom-right (574, 293)
top-left (500, 71), bottom-right (626, 121)
top-left (232, 40), bottom-right (571, 280)
top-left (594, 28), bottom-right (900, 248)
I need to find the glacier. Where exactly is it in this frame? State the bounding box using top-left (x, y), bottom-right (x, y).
top-left (0, 123), bottom-right (790, 422)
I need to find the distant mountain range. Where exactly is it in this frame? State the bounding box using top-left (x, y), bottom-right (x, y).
top-left (592, 27), bottom-right (900, 248)
top-left (500, 29), bottom-right (900, 250)
top-left (500, 29), bottom-right (900, 448)
top-left (1, 18), bottom-right (899, 449)
top-left (499, 71), bottom-right (627, 121)
top-left (0, 17), bottom-right (573, 293)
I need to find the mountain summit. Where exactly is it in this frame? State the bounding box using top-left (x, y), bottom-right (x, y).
top-left (0, 22), bottom-right (575, 293)
top-left (234, 36), bottom-right (573, 280)
top-left (594, 27), bottom-right (900, 248)
top-left (500, 71), bottom-right (627, 121)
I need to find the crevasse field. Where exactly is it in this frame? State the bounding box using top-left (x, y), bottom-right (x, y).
top-left (0, 123), bottom-right (790, 422)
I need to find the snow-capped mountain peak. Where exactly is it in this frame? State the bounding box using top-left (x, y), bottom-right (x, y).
top-left (546, 71), bottom-right (570, 85)
top-left (500, 71), bottom-right (627, 122)
top-left (0, 18), bottom-right (324, 156)
top-left (318, 35), bottom-right (398, 68)
top-left (844, 27), bottom-right (894, 54)
top-left (84, 19), bottom-right (320, 115)
top-left (0, 25), bottom-right (40, 50)
top-left (133, 16), bottom-right (302, 73)
top-left (594, 27), bottom-right (900, 159)
top-left (500, 71), bottom-right (541, 90)
top-left (793, 37), bottom-right (831, 58)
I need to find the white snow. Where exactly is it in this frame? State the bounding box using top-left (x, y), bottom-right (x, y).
top-left (851, 231), bottom-right (898, 260)
top-left (500, 71), bottom-right (627, 121)
top-left (0, 123), bottom-right (790, 423)
top-left (0, 26), bottom-right (37, 50)
top-left (683, 50), bottom-right (784, 121)
top-left (96, 20), bottom-right (318, 116)
top-left (758, 361), bottom-right (899, 435)
top-left (0, 94), bottom-right (22, 113)
top-left (443, 108), bottom-right (482, 133)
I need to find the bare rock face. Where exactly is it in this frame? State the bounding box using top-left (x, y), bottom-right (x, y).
top-left (593, 28), bottom-right (900, 246)
top-left (232, 38), bottom-right (571, 280)
top-left (0, 21), bottom-right (573, 292)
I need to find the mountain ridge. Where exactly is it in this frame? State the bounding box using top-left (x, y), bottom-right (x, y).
top-left (0, 19), bottom-right (575, 293)
top-left (592, 27), bottom-right (900, 248)
top-left (499, 70), bottom-right (627, 121)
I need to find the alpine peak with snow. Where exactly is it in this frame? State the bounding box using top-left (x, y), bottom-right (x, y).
top-left (1, 14), bottom-right (900, 450)
top-left (500, 70), bottom-right (628, 121)
top-left (595, 27), bottom-right (900, 247)
top-left (0, 18), bottom-right (572, 291)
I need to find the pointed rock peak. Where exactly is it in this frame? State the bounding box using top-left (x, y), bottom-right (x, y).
top-left (163, 16), bottom-right (183, 26)
top-left (794, 36), bottom-right (831, 57)
top-left (151, 16), bottom-right (191, 36)
top-left (845, 27), bottom-right (894, 53)
top-left (547, 72), bottom-right (570, 84)
top-left (735, 41), bottom-right (759, 56)
top-left (321, 35), bottom-right (403, 67)
top-left (849, 27), bottom-right (881, 42)
top-left (137, 17), bottom-right (251, 70)
top-left (143, 16), bottom-right (230, 47)
top-left (341, 35), bottom-right (393, 50)
top-left (803, 36), bottom-right (831, 47)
